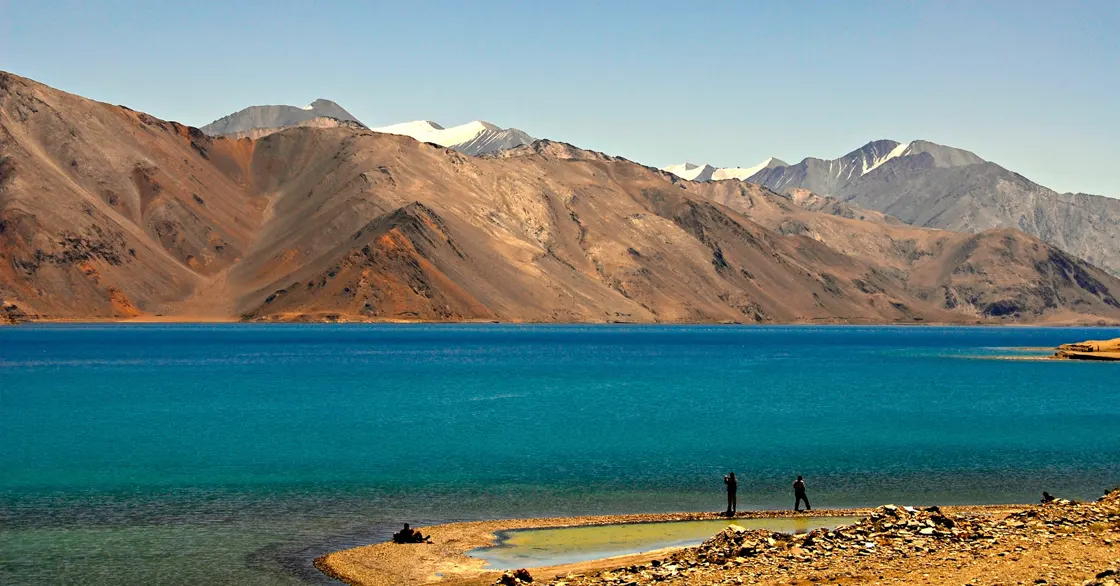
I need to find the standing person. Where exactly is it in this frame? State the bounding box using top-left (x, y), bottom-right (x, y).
top-left (793, 475), bottom-right (811, 511)
top-left (723, 472), bottom-right (738, 516)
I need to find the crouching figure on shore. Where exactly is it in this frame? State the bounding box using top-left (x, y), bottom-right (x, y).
top-left (392, 523), bottom-right (432, 544)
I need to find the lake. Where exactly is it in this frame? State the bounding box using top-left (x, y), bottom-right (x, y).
top-left (1, 324), bottom-right (1118, 584)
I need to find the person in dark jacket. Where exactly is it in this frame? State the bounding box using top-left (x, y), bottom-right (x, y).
top-left (793, 475), bottom-right (811, 511)
top-left (392, 523), bottom-right (431, 543)
top-left (723, 472), bottom-right (738, 516)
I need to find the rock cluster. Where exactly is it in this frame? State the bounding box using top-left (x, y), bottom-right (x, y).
top-left (1084, 566), bottom-right (1118, 586)
top-left (546, 491), bottom-right (1120, 586)
top-left (497, 568), bottom-right (534, 585)
top-left (2, 301), bottom-right (32, 324)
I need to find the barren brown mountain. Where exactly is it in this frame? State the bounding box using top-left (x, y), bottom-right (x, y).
top-left (2, 71), bottom-right (1118, 324)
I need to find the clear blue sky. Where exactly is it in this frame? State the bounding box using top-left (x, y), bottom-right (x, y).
top-left (3, 0), bottom-right (1118, 196)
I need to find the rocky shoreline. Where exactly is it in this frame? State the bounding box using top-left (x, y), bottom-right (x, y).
top-left (315, 509), bottom-right (877, 586)
top-left (315, 493), bottom-right (1119, 586)
top-left (537, 490), bottom-right (1119, 586)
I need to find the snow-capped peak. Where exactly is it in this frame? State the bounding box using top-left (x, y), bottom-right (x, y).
top-left (372, 119), bottom-right (535, 156)
top-left (436, 121), bottom-right (503, 147)
top-left (662, 162), bottom-right (717, 182)
top-left (374, 120), bottom-right (446, 135)
top-left (712, 157), bottom-right (788, 181)
top-left (663, 157), bottom-right (786, 182)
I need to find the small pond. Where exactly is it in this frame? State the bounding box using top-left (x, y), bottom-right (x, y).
top-left (470, 516), bottom-right (861, 569)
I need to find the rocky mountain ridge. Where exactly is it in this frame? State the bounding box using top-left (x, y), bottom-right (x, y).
top-left (745, 139), bottom-right (1120, 276)
top-left (371, 119), bottom-right (535, 156)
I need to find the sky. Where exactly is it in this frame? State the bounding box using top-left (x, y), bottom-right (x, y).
top-left (3, 0), bottom-right (1118, 197)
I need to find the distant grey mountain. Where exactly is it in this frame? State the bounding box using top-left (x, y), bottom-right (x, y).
top-left (749, 140), bottom-right (1120, 276)
top-left (201, 99), bottom-right (365, 136)
top-left (749, 140), bottom-right (985, 195)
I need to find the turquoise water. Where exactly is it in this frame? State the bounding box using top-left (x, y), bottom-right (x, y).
top-left (1, 325), bottom-right (1118, 584)
top-left (471, 516), bottom-right (860, 569)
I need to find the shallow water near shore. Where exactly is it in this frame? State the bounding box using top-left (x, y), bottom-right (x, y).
top-left (471, 516), bottom-right (862, 569)
top-left (2, 324), bottom-right (1118, 585)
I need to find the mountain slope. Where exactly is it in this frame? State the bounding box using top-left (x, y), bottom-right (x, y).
top-left (748, 140), bottom-right (1120, 276)
top-left (217, 117), bottom-right (368, 141)
top-left (689, 180), bottom-right (1120, 321)
top-left (201, 99), bottom-right (365, 136)
top-left (372, 120), bottom-right (535, 156)
top-left (0, 72), bottom-right (265, 319)
top-left (786, 188), bottom-right (905, 226)
top-left (3, 71), bottom-right (1118, 325)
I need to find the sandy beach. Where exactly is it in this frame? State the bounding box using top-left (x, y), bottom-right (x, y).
top-left (311, 496), bottom-right (1120, 586)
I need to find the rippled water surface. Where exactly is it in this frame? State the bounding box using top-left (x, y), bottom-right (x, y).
top-left (2, 324), bottom-right (1118, 584)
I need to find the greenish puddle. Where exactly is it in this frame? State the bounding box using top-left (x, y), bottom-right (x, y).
top-left (470, 516), bottom-right (860, 569)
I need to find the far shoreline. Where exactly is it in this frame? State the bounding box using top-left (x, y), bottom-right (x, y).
top-left (5, 318), bottom-right (1120, 327)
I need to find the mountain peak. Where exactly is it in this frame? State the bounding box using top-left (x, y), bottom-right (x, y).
top-left (905, 140), bottom-right (986, 167)
top-left (201, 99), bottom-right (364, 136)
top-left (306, 98), bottom-right (342, 109)
top-left (374, 120), bottom-right (445, 135)
top-left (841, 139), bottom-right (986, 173)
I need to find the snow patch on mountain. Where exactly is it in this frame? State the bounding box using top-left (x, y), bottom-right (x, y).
top-left (862, 142), bottom-right (912, 175)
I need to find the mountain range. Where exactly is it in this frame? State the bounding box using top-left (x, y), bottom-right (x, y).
top-left (2, 71), bottom-right (1118, 324)
top-left (662, 158), bottom-right (788, 182)
top-left (670, 140), bottom-right (1120, 277)
top-left (200, 99), bottom-right (535, 157)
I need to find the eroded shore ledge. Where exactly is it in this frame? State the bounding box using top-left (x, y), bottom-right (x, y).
top-left (315, 503), bottom-right (1085, 586)
top-left (1052, 337), bottom-right (1120, 361)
